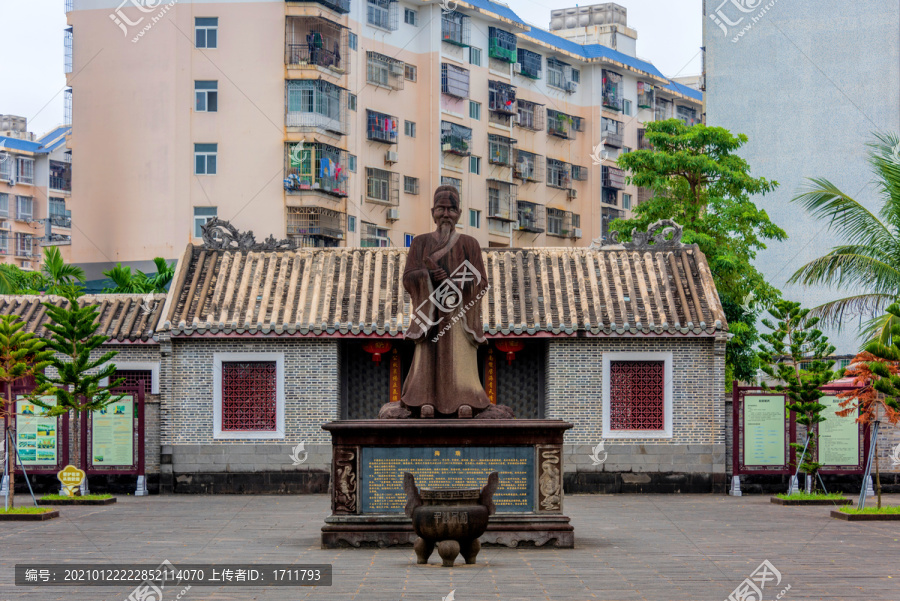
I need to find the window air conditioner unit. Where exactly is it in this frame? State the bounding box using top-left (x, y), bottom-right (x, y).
top-left (390, 62), bottom-right (405, 75)
top-left (565, 81), bottom-right (577, 93)
top-left (513, 62), bottom-right (522, 73)
top-left (567, 188), bottom-right (577, 200)
top-left (574, 228), bottom-right (582, 238)
top-left (385, 150), bottom-right (399, 164)
top-left (387, 208), bottom-right (400, 220)
top-left (511, 114), bottom-right (520, 125)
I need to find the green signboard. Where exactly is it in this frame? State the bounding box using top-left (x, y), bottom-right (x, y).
top-left (743, 395), bottom-right (786, 467)
top-left (15, 396), bottom-right (58, 466)
top-left (91, 396), bottom-right (134, 467)
top-left (818, 396), bottom-right (860, 467)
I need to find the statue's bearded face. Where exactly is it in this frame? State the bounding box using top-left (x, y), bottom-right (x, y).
top-left (432, 196), bottom-right (461, 232)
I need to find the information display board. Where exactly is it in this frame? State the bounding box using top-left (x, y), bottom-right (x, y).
top-left (360, 446), bottom-right (533, 514)
top-left (818, 395), bottom-right (863, 470)
top-left (743, 395), bottom-right (787, 467)
top-left (15, 396), bottom-right (59, 466)
top-left (90, 396), bottom-right (135, 467)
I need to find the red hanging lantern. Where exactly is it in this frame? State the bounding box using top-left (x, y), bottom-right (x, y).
top-left (494, 340), bottom-right (525, 365)
top-left (362, 340), bottom-right (392, 365)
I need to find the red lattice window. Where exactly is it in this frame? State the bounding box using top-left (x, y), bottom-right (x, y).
top-left (221, 362), bottom-right (277, 431)
top-left (609, 361), bottom-right (664, 430)
top-left (114, 370), bottom-right (152, 395)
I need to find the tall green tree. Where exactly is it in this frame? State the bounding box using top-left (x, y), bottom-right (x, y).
top-left (757, 300), bottom-right (836, 493)
top-left (35, 289), bottom-right (123, 483)
top-left (789, 132), bottom-right (900, 344)
top-left (0, 316), bottom-right (55, 508)
top-left (41, 247), bottom-right (85, 295)
top-left (102, 258), bottom-right (175, 293)
top-left (612, 120), bottom-right (786, 382)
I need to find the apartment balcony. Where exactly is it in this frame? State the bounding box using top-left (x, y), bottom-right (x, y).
top-left (488, 27), bottom-right (517, 63)
top-left (517, 49), bottom-right (542, 79)
top-left (441, 12), bottom-right (470, 46)
top-left (602, 96), bottom-right (624, 112)
top-left (284, 142), bottom-right (350, 198)
top-left (516, 201), bottom-right (545, 233)
top-left (366, 51), bottom-right (405, 91)
top-left (286, 80), bottom-right (349, 136)
top-left (602, 118), bottom-right (623, 148)
top-left (50, 212), bottom-right (72, 229)
top-left (602, 166), bottom-right (626, 190)
top-left (637, 82), bottom-right (655, 109)
top-left (515, 100), bottom-right (544, 131)
top-left (487, 180), bottom-right (517, 222)
top-left (49, 160), bottom-right (72, 192)
top-left (488, 81), bottom-right (517, 115)
top-left (285, 17), bottom-right (349, 74)
top-left (285, 0), bottom-right (351, 15)
top-left (602, 69), bottom-right (622, 112)
top-left (637, 128), bottom-right (652, 150)
top-left (655, 98), bottom-right (673, 121)
top-left (286, 206), bottom-right (345, 245)
top-left (547, 113), bottom-right (572, 139)
top-left (366, 110), bottom-right (399, 144)
top-left (514, 150), bottom-right (544, 183)
top-left (547, 159), bottom-right (571, 190)
top-left (441, 121), bottom-right (472, 156)
top-left (488, 134), bottom-right (516, 167)
top-left (64, 27), bottom-right (73, 75)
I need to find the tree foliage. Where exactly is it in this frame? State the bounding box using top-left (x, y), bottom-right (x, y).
top-left (0, 316), bottom-right (55, 508)
top-left (101, 258), bottom-right (175, 293)
top-left (789, 132), bottom-right (900, 344)
top-left (0, 247), bottom-right (85, 295)
top-left (612, 120), bottom-right (785, 381)
top-left (758, 300), bottom-right (837, 490)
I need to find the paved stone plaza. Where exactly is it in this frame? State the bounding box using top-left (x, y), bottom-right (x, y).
top-left (1, 493), bottom-right (897, 601)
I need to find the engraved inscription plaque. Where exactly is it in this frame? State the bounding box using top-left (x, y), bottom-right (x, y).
top-left (361, 446), bottom-right (533, 513)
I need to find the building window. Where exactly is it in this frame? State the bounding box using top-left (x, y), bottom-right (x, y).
top-left (16, 158), bottom-right (34, 185)
top-left (361, 221), bottom-right (390, 247)
top-left (602, 69), bottom-right (624, 112)
top-left (404, 176), bottom-right (419, 195)
top-left (488, 134), bottom-right (514, 167)
top-left (194, 143), bottom-right (217, 175)
top-left (623, 99), bottom-right (632, 116)
top-left (571, 165), bottom-right (588, 181)
top-left (488, 27), bottom-right (517, 62)
top-left (547, 208), bottom-right (563, 236)
top-left (348, 155), bottom-right (357, 172)
top-left (195, 80), bottom-right (218, 112)
top-left (570, 68), bottom-right (580, 83)
top-left (0, 193), bottom-right (8, 218)
top-left (367, 0), bottom-right (399, 31)
top-left (15, 233), bottom-right (33, 258)
top-left (469, 155), bottom-right (481, 174)
top-left (113, 369), bottom-right (154, 395)
top-left (0, 156), bottom-right (12, 181)
top-left (623, 193), bottom-right (632, 210)
top-left (348, 215), bottom-right (356, 232)
top-left (516, 99), bottom-right (544, 131)
top-left (349, 93), bottom-right (357, 111)
top-left (469, 101), bottom-right (481, 120)
top-left (195, 17), bottom-right (218, 49)
top-left (442, 11), bottom-right (471, 46)
top-left (602, 188), bottom-right (618, 206)
top-left (516, 48), bottom-right (542, 79)
top-left (367, 51), bottom-right (405, 90)
top-left (441, 63), bottom-right (470, 98)
top-left (286, 80), bottom-right (346, 134)
top-left (514, 149), bottom-right (543, 182)
top-left (366, 167), bottom-right (398, 204)
top-left (469, 47), bottom-right (481, 66)
top-left (194, 207), bottom-right (217, 237)
top-left (49, 197), bottom-right (70, 228)
top-left (404, 233), bottom-right (414, 247)
top-left (64, 27), bottom-right (73, 74)
top-left (546, 158), bottom-right (570, 189)
top-left (404, 7), bottom-right (417, 25)
top-left (214, 353), bottom-right (285, 439)
top-left (603, 354), bottom-right (672, 437)
top-left (405, 64), bottom-right (417, 81)
top-left (15, 196), bottom-right (33, 221)
top-left (469, 209), bottom-right (480, 228)
top-left (349, 32), bottom-right (357, 50)
top-left (404, 120), bottom-right (416, 137)
top-left (366, 110), bottom-right (399, 143)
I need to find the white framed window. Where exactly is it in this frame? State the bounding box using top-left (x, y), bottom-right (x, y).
top-left (623, 193), bottom-right (632, 210)
top-left (405, 64), bottom-right (417, 82)
top-left (469, 47), bottom-right (481, 66)
top-left (349, 32), bottom-right (358, 50)
top-left (349, 93), bottom-right (357, 111)
top-left (16, 196), bottom-right (33, 221)
top-left (348, 154), bottom-right (357, 172)
top-left (195, 17), bottom-right (218, 49)
top-left (213, 352), bottom-right (285, 440)
top-left (403, 176), bottom-right (419, 195)
top-left (404, 120), bottom-right (416, 137)
top-left (195, 80), bottom-right (218, 112)
top-left (194, 143), bottom-right (217, 175)
top-left (469, 101), bottom-right (481, 120)
top-left (623, 99), bottom-right (633, 116)
top-left (404, 7), bottom-right (417, 25)
top-left (602, 352), bottom-right (673, 439)
top-left (194, 206), bottom-right (217, 237)
top-left (469, 209), bottom-right (480, 228)
top-left (469, 156), bottom-right (480, 174)
top-left (0, 193), bottom-right (7, 218)
top-left (17, 158), bottom-right (34, 185)
top-left (347, 215), bottom-right (357, 233)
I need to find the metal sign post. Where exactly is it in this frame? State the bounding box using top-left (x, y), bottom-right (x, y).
top-left (857, 421), bottom-right (880, 510)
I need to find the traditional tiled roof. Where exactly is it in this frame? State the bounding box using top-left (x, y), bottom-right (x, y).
top-left (161, 240), bottom-right (727, 338)
top-left (0, 294), bottom-right (167, 343)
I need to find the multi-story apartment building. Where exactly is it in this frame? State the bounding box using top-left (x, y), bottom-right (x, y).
top-left (704, 0), bottom-right (899, 354)
top-left (66, 0), bottom-right (701, 275)
top-left (0, 115), bottom-right (73, 269)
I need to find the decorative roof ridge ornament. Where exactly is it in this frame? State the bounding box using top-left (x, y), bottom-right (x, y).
top-left (590, 219), bottom-right (686, 251)
top-left (200, 217), bottom-right (298, 251)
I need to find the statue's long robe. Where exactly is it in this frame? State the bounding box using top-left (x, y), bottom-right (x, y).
top-left (401, 231), bottom-right (490, 414)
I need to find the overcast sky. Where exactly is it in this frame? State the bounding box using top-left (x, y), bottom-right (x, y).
top-left (0, 0), bottom-right (702, 137)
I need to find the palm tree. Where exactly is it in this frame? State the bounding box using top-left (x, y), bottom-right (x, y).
top-left (41, 247), bottom-right (85, 294)
top-left (102, 258), bottom-right (175, 293)
top-left (789, 132), bottom-right (900, 343)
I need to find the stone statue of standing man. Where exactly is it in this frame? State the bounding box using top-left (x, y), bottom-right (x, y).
top-left (379, 186), bottom-right (514, 420)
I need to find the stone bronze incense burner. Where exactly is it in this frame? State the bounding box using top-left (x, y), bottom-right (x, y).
top-left (404, 472), bottom-right (499, 567)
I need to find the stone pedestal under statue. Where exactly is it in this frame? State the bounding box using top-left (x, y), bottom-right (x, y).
top-left (321, 419), bottom-right (574, 549)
